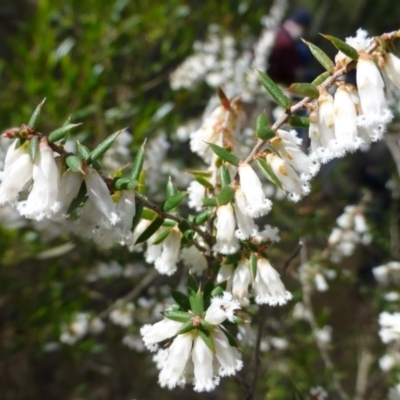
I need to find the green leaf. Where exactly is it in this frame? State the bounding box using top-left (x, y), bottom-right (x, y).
top-left (220, 325), bottom-right (239, 347)
top-left (208, 143), bottom-right (239, 166)
top-left (114, 177), bottom-right (137, 190)
top-left (189, 169), bottom-right (212, 178)
top-left (178, 220), bottom-right (191, 234)
top-left (195, 175), bottom-right (214, 189)
top-left (203, 280), bottom-right (215, 309)
top-left (250, 253), bottom-right (258, 280)
top-left (141, 208), bottom-right (157, 220)
top-left (287, 83), bottom-right (319, 99)
top-left (151, 228), bottom-right (171, 245)
top-left (48, 123), bottom-right (81, 143)
top-left (27, 98), bottom-right (45, 130)
top-left (176, 320), bottom-right (195, 335)
top-left (170, 289), bottom-right (191, 311)
top-left (187, 274), bottom-right (198, 294)
top-left (29, 136), bottom-right (39, 162)
top-left (163, 310), bottom-right (192, 323)
top-left (189, 290), bottom-right (204, 316)
top-left (202, 197), bottom-right (218, 207)
top-left (198, 328), bottom-right (215, 353)
top-left (311, 71), bottom-right (331, 86)
top-left (162, 219), bottom-right (177, 227)
top-left (301, 39), bottom-right (335, 71)
top-left (135, 217), bottom-right (164, 244)
top-left (220, 164), bottom-right (231, 187)
top-left (162, 191), bottom-right (187, 212)
top-left (77, 142), bottom-right (91, 160)
top-left (166, 177), bottom-right (177, 198)
top-left (255, 158), bottom-right (282, 189)
top-left (129, 140), bottom-right (146, 181)
top-left (131, 200), bottom-right (143, 231)
top-left (321, 34), bottom-right (359, 60)
top-left (66, 154), bottom-right (83, 172)
top-left (194, 210), bottom-right (212, 225)
top-left (256, 113), bottom-right (275, 140)
top-left (288, 116), bottom-right (310, 128)
top-left (217, 186), bottom-right (235, 206)
top-left (211, 286), bottom-right (224, 298)
top-left (88, 130), bottom-right (122, 164)
top-left (67, 181), bottom-right (87, 215)
top-left (257, 70), bottom-right (291, 109)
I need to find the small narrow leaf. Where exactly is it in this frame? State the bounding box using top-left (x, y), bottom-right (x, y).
top-left (195, 175), bottom-right (213, 189)
top-left (88, 130), bottom-right (122, 164)
top-left (176, 320), bottom-right (195, 335)
top-left (187, 274), bottom-right (198, 294)
top-left (189, 290), bottom-right (204, 316)
top-left (220, 326), bottom-right (239, 347)
top-left (194, 210), bottom-right (212, 225)
top-left (202, 197), bottom-right (218, 207)
top-left (208, 143), bottom-right (239, 166)
top-left (256, 113), bottom-right (275, 140)
top-left (27, 99), bottom-right (45, 130)
top-left (198, 328), bottom-right (215, 353)
top-left (203, 280), bottom-right (215, 309)
top-left (211, 286), bottom-right (224, 298)
top-left (151, 228), bottom-right (171, 245)
top-left (302, 39), bottom-right (335, 71)
top-left (141, 208), bottom-right (157, 220)
top-left (217, 186), bottom-right (235, 206)
top-left (257, 70), bottom-right (291, 109)
top-left (162, 191), bottom-right (187, 212)
top-left (287, 83), bottom-right (319, 99)
top-left (77, 142), bottom-right (91, 160)
top-left (170, 289), bottom-right (191, 311)
top-left (166, 177), bottom-right (177, 198)
top-left (220, 164), bottom-right (231, 187)
top-left (29, 137), bottom-right (39, 162)
top-left (288, 116), bottom-right (310, 128)
top-left (321, 34), bottom-right (359, 60)
top-left (67, 181), bottom-right (87, 215)
top-left (250, 253), bottom-right (258, 280)
top-left (163, 310), bottom-right (192, 323)
top-left (114, 177), bottom-right (137, 190)
top-left (131, 200), bottom-right (143, 231)
top-left (255, 158), bottom-right (282, 189)
top-left (48, 123), bottom-right (81, 143)
top-left (66, 154), bottom-right (83, 172)
top-left (311, 71), bottom-right (331, 86)
top-left (189, 169), bottom-right (212, 178)
top-left (135, 217), bottom-right (164, 244)
top-left (129, 140), bottom-right (146, 181)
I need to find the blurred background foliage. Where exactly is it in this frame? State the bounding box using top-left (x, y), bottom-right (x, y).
top-left (0, 0), bottom-right (399, 399)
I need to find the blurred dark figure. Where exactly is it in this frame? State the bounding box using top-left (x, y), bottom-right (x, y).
top-left (267, 7), bottom-right (313, 85)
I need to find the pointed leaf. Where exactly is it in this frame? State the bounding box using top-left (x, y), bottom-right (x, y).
top-left (198, 328), bottom-right (215, 353)
top-left (178, 220), bottom-right (191, 234)
top-left (77, 142), bottom-right (91, 160)
top-left (176, 320), bottom-right (195, 335)
top-left (311, 71), bottom-right (331, 86)
top-left (220, 164), bottom-right (231, 187)
top-left (131, 200), bottom-right (143, 231)
top-left (187, 274), bottom-right (198, 294)
top-left (170, 289), bottom-right (191, 311)
top-left (189, 290), bottom-right (204, 316)
top-left (27, 99), bottom-right (45, 130)
top-left (321, 34), bottom-right (359, 60)
top-left (208, 143), bottom-right (239, 166)
top-left (203, 280), bottom-right (215, 309)
top-left (250, 253), bottom-right (258, 280)
top-left (162, 191), bottom-right (187, 212)
top-left (217, 186), bottom-right (235, 206)
top-left (287, 83), bottom-right (319, 99)
top-left (151, 228), bottom-right (171, 245)
top-left (66, 154), bottom-right (83, 172)
top-left (166, 177), bottom-right (177, 198)
top-left (88, 130), bottom-right (122, 164)
top-left (141, 208), bottom-right (157, 220)
top-left (257, 70), bottom-right (291, 109)
top-left (189, 169), bottom-right (212, 178)
top-left (255, 157), bottom-right (282, 188)
top-left (67, 181), bottom-right (87, 215)
top-left (256, 113), bottom-right (275, 140)
top-left (29, 136), bottom-right (39, 162)
top-left (194, 210), bottom-right (212, 225)
top-left (202, 197), bottom-right (218, 207)
top-left (288, 116), bottom-right (310, 128)
top-left (135, 217), bottom-right (164, 244)
top-left (220, 325), bottom-right (239, 347)
top-left (129, 140), bottom-right (146, 181)
top-left (114, 177), bottom-right (137, 190)
top-left (48, 123), bottom-right (81, 143)
top-left (162, 219), bottom-right (177, 227)
top-left (194, 175), bottom-right (214, 189)
top-left (302, 39), bottom-right (335, 71)
top-left (211, 286), bottom-right (224, 298)
top-left (137, 170), bottom-right (146, 195)
top-left (163, 310), bottom-right (192, 323)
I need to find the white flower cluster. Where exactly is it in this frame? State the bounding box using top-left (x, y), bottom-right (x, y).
top-left (328, 205), bottom-right (371, 263)
top-left (373, 261), bottom-right (400, 285)
top-left (60, 313), bottom-right (105, 345)
top-left (140, 292), bottom-right (243, 392)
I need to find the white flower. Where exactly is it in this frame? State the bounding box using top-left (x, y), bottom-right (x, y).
top-left (253, 258), bottom-right (292, 306)
top-left (380, 52), bottom-right (400, 89)
top-left (154, 228), bottom-right (182, 275)
top-left (17, 139), bottom-right (60, 220)
top-left (234, 188), bottom-right (258, 240)
top-left (232, 259), bottom-right (251, 304)
top-left (238, 163), bottom-right (272, 218)
top-left (53, 170), bottom-right (83, 219)
top-left (59, 313), bottom-right (90, 345)
top-left (310, 386), bottom-right (328, 400)
top-left (314, 273), bottom-right (328, 292)
top-left (378, 312), bottom-right (400, 343)
top-left (115, 190), bottom-right (136, 244)
top-left (84, 167), bottom-right (119, 225)
top-left (180, 245), bottom-right (208, 275)
top-left (141, 319), bottom-right (184, 352)
top-left (204, 291), bottom-right (240, 325)
top-left (188, 180), bottom-right (206, 211)
top-left (388, 384), bottom-right (400, 400)
top-left (216, 264), bottom-right (234, 291)
top-left (109, 303), bottom-right (134, 327)
top-left (317, 88), bottom-right (335, 149)
top-left (252, 224), bottom-right (280, 244)
top-left (213, 203), bottom-right (239, 254)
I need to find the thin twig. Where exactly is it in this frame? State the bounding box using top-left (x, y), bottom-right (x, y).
top-left (282, 241), bottom-right (303, 275)
top-left (354, 350), bottom-right (374, 400)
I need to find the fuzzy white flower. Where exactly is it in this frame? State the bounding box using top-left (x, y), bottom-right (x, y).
top-left (188, 180), bottom-right (206, 211)
top-left (380, 52), bottom-right (400, 89)
top-left (204, 291), bottom-right (240, 325)
top-left (115, 190), bottom-right (136, 244)
top-left (154, 228), bottom-right (182, 275)
top-left (214, 203), bottom-right (239, 254)
top-left (379, 312), bottom-right (400, 344)
top-left (234, 188), bottom-right (258, 240)
top-left (180, 245), bottom-right (208, 275)
top-left (141, 318), bottom-right (184, 352)
top-left (232, 259), bottom-right (252, 304)
top-left (109, 303), bottom-right (134, 327)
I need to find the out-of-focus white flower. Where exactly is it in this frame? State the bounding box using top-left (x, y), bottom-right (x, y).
top-left (388, 384), bottom-right (400, 400)
top-left (154, 228), bottom-right (182, 276)
top-left (314, 273), bottom-right (329, 292)
top-left (385, 292), bottom-right (400, 302)
top-left (60, 313), bottom-right (90, 345)
top-left (293, 302), bottom-right (310, 320)
top-left (238, 163), bottom-right (272, 218)
top-left (252, 224), bottom-right (280, 244)
top-left (270, 337), bottom-right (288, 350)
top-left (253, 258), bottom-right (292, 306)
top-left (89, 317), bottom-right (106, 334)
top-left (379, 352), bottom-right (400, 371)
top-left (122, 334), bottom-right (146, 352)
top-left (380, 52), bottom-right (400, 89)
top-left (310, 386), bottom-right (328, 400)
top-left (188, 180), bottom-right (206, 211)
top-left (109, 302), bottom-right (134, 327)
top-left (180, 245), bottom-right (208, 275)
top-left (379, 312), bottom-right (400, 343)
top-left (214, 203), bottom-right (239, 254)
top-left (315, 325), bottom-right (332, 344)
